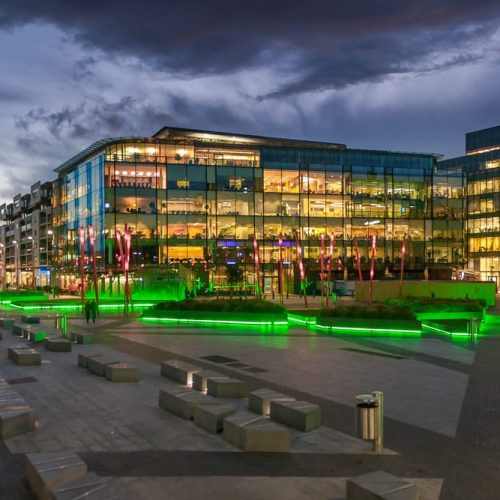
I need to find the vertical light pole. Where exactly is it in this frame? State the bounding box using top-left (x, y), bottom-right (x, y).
top-left (27, 236), bottom-right (35, 289)
top-left (354, 238), bottom-right (364, 300)
top-left (12, 240), bottom-right (19, 288)
top-left (78, 227), bottom-right (85, 311)
top-left (0, 243), bottom-right (4, 289)
top-left (88, 225), bottom-right (99, 305)
top-left (278, 236), bottom-right (284, 305)
top-left (399, 238), bottom-right (406, 298)
top-left (253, 236), bottom-right (261, 299)
top-left (369, 235), bottom-right (376, 303)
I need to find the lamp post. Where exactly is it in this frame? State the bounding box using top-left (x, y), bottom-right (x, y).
top-left (12, 240), bottom-right (19, 288)
top-left (28, 236), bottom-right (35, 289)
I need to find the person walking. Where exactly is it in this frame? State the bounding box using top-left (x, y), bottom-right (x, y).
top-left (90, 300), bottom-right (97, 323)
top-left (84, 301), bottom-right (91, 324)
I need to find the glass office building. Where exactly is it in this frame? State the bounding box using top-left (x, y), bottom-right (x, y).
top-left (439, 125), bottom-right (500, 284)
top-left (51, 127), bottom-right (463, 293)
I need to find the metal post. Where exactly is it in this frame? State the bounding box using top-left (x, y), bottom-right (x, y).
top-left (372, 390), bottom-right (384, 452)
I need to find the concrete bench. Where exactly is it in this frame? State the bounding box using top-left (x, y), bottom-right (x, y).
top-left (22, 315), bottom-right (40, 324)
top-left (270, 400), bottom-right (321, 432)
top-left (160, 359), bottom-right (201, 386)
top-left (0, 391), bottom-right (36, 439)
top-left (105, 363), bottom-right (138, 382)
top-left (26, 452), bottom-right (87, 500)
top-left (248, 388), bottom-right (296, 416)
top-left (50, 471), bottom-right (109, 500)
top-left (346, 470), bottom-right (418, 500)
top-left (87, 356), bottom-right (121, 377)
top-left (0, 317), bottom-right (15, 327)
top-left (223, 411), bottom-right (291, 452)
top-left (10, 348), bottom-right (42, 366)
top-left (12, 324), bottom-right (25, 336)
top-left (158, 387), bottom-right (219, 420)
top-left (76, 333), bottom-right (95, 345)
top-left (207, 377), bottom-right (248, 398)
top-left (192, 371), bottom-right (228, 393)
top-left (29, 330), bottom-right (47, 344)
top-left (46, 338), bottom-right (72, 352)
top-left (193, 404), bottom-right (235, 434)
top-left (78, 353), bottom-right (102, 369)
top-left (7, 345), bottom-right (28, 361)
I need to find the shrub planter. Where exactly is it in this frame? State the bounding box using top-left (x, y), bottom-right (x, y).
top-left (317, 316), bottom-right (421, 336)
top-left (143, 310), bottom-right (288, 327)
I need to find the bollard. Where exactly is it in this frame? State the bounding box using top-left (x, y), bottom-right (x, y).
top-left (372, 390), bottom-right (384, 452)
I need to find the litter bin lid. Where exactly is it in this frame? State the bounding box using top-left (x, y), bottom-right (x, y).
top-left (356, 394), bottom-right (379, 404)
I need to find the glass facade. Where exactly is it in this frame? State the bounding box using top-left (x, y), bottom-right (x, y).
top-left (52, 128), bottom-right (465, 293)
top-left (439, 125), bottom-right (500, 284)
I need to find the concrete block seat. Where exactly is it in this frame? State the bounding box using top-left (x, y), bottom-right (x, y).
top-left (192, 371), bottom-right (228, 393)
top-left (0, 317), bottom-right (15, 327)
top-left (346, 470), bottom-right (418, 500)
top-left (248, 388), bottom-right (296, 416)
top-left (207, 377), bottom-right (248, 398)
top-left (0, 390), bottom-right (36, 439)
top-left (29, 330), bottom-right (47, 344)
top-left (10, 348), bottom-right (42, 366)
top-left (22, 315), bottom-right (40, 324)
top-left (87, 356), bottom-right (121, 377)
top-left (46, 338), bottom-right (72, 352)
top-left (12, 324), bottom-right (25, 336)
top-left (158, 387), bottom-right (219, 420)
top-left (7, 345), bottom-right (29, 361)
top-left (160, 359), bottom-right (202, 386)
top-left (193, 404), bottom-right (235, 434)
top-left (50, 471), bottom-right (111, 500)
top-left (223, 411), bottom-right (291, 452)
top-left (105, 363), bottom-right (138, 382)
top-left (270, 400), bottom-right (321, 432)
top-left (76, 332), bottom-right (95, 345)
top-left (78, 353), bottom-right (102, 369)
top-left (26, 452), bottom-right (87, 500)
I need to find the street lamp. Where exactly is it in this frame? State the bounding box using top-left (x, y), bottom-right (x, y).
top-left (12, 240), bottom-right (19, 288)
top-left (28, 236), bottom-right (35, 289)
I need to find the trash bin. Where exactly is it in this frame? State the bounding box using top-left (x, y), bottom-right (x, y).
top-left (355, 395), bottom-right (378, 440)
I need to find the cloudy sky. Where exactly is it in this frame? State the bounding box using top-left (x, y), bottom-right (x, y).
top-left (1, 0), bottom-right (500, 202)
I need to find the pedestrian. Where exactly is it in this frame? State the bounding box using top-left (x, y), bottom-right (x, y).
top-left (90, 300), bottom-right (97, 323)
top-left (84, 301), bottom-right (91, 324)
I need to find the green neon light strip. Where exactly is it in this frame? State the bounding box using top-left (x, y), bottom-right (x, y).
top-left (421, 323), bottom-right (470, 337)
top-left (288, 314), bottom-right (317, 326)
top-left (316, 323), bottom-right (421, 334)
top-left (10, 302), bottom-right (155, 311)
top-left (142, 316), bottom-right (288, 326)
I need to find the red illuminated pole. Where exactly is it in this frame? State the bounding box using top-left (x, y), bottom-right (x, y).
top-left (253, 236), bottom-right (261, 299)
top-left (369, 235), bottom-right (377, 303)
top-left (320, 234), bottom-right (325, 305)
top-left (124, 228), bottom-right (132, 314)
top-left (88, 225), bottom-right (99, 306)
top-left (78, 227), bottom-right (85, 312)
top-left (296, 233), bottom-right (308, 308)
top-left (354, 238), bottom-right (364, 300)
top-left (278, 236), bottom-right (284, 305)
top-left (326, 235), bottom-right (335, 306)
top-left (400, 238), bottom-right (406, 297)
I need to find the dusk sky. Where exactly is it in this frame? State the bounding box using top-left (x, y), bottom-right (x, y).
top-left (1, 1), bottom-right (500, 202)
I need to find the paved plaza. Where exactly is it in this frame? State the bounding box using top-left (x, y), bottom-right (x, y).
top-left (1, 311), bottom-right (500, 499)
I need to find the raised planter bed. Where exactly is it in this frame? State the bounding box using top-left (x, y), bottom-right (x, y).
top-left (143, 310), bottom-right (288, 327)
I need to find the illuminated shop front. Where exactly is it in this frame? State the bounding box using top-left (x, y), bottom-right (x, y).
top-left (51, 127), bottom-right (463, 294)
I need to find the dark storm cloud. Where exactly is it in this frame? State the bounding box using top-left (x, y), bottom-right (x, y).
top-left (15, 96), bottom-right (175, 148)
top-left (1, 1), bottom-right (500, 95)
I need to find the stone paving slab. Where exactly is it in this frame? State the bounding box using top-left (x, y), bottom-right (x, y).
top-left (117, 331), bottom-right (469, 437)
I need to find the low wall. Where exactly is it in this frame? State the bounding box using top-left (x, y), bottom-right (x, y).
top-left (355, 280), bottom-right (496, 307)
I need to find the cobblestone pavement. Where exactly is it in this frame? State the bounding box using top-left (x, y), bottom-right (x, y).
top-left (0, 312), bottom-right (498, 499)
